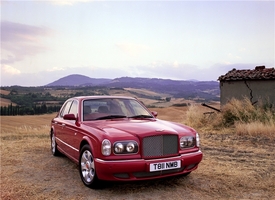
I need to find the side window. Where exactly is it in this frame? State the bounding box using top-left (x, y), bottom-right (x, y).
top-left (60, 101), bottom-right (73, 117)
top-left (69, 100), bottom-right (78, 117)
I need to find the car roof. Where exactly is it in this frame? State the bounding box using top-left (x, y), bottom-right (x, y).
top-left (70, 95), bottom-right (136, 101)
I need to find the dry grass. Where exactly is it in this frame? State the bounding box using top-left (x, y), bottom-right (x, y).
top-left (235, 121), bottom-right (275, 137)
top-left (184, 103), bottom-right (226, 133)
top-left (124, 88), bottom-right (167, 97)
top-left (1, 107), bottom-right (275, 200)
top-left (185, 98), bottom-right (275, 138)
top-left (222, 98), bottom-right (275, 137)
top-left (0, 98), bottom-right (16, 107)
top-left (0, 90), bottom-right (12, 106)
top-left (0, 89), bottom-right (10, 95)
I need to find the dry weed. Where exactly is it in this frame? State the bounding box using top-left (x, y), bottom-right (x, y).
top-left (185, 98), bottom-right (275, 138)
top-left (235, 121), bottom-right (275, 137)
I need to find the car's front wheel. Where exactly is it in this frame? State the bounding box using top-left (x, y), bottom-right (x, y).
top-left (79, 144), bottom-right (100, 188)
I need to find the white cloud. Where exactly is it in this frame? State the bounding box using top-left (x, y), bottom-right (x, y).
top-left (173, 61), bottom-right (179, 68)
top-left (127, 61), bottom-right (263, 81)
top-left (46, 67), bottom-right (65, 72)
top-left (115, 42), bottom-right (150, 57)
top-left (50, 0), bottom-right (92, 6)
top-left (1, 21), bottom-right (53, 64)
top-left (1, 62), bottom-right (270, 86)
top-left (238, 47), bottom-right (246, 52)
top-left (1, 65), bottom-right (21, 75)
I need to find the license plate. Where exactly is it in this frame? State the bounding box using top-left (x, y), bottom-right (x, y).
top-left (150, 160), bottom-right (181, 172)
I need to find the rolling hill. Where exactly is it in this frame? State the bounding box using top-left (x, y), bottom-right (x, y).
top-left (46, 74), bottom-right (220, 100)
top-left (46, 74), bottom-right (111, 86)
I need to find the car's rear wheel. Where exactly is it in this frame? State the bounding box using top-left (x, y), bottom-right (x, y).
top-left (79, 144), bottom-right (100, 188)
top-left (51, 132), bottom-right (61, 156)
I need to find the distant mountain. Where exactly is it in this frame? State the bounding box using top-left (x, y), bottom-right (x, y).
top-left (46, 74), bottom-right (111, 86)
top-left (45, 75), bottom-right (220, 100)
top-left (105, 77), bottom-right (219, 100)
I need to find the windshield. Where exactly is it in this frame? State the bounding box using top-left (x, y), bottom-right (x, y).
top-left (83, 98), bottom-right (152, 121)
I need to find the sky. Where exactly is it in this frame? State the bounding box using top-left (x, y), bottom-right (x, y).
top-left (1, 0), bottom-right (274, 86)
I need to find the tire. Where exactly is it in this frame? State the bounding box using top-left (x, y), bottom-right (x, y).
top-left (51, 132), bottom-right (61, 156)
top-left (79, 144), bottom-right (100, 188)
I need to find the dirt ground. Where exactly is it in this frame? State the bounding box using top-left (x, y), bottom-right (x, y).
top-left (1, 108), bottom-right (275, 200)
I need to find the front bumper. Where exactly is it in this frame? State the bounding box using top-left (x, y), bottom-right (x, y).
top-left (95, 150), bottom-right (203, 181)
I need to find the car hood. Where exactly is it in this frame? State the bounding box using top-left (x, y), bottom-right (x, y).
top-left (83, 119), bottom-right (195, 138)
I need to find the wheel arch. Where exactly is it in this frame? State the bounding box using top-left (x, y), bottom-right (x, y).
top-left (50, 127), bottom-right (55, 142)
top-left (50, 126), bottom-right (55, 136)
top-left (79, 136), bottom-right (98, 157)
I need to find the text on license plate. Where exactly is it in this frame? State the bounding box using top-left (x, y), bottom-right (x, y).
top-left (150, 160), bottom-right (181, 172)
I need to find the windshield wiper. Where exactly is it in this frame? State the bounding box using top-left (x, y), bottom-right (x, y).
top-left (95, 115), bottom-right (127, 120)
top-left (129, 115), bottom-right (153, 119)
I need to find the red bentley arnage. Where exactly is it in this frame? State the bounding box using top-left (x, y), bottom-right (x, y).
top-left (50, 96), bottom-right (203, 188)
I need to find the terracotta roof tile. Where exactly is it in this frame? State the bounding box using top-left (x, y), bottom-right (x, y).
top-left (218, 66), bottom-right (275, 81)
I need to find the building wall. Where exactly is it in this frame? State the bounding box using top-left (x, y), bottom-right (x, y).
top-left (220, 80), bottom-right (275, 106)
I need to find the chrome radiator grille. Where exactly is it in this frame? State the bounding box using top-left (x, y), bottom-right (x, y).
top-left (142, 135), bottom-right (178, 158)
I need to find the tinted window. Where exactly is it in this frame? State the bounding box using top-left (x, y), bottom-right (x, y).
top-left (83, 98), bottom-right (151, 120)
top-left (60, 100), bottom-right (73, 117)
top-left (69, 100), bottom-right (78, 116)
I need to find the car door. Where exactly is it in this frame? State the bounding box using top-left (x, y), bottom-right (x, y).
top-left (61, 100), bottom-right (81, 160)
top-left (54, 100), bottom-right (73, 152)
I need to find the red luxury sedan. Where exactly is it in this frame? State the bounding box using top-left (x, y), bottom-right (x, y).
top-left (50, 96), bottom-right (203, 188)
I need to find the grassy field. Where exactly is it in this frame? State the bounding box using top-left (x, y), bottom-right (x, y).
top-left (1, 106), bottom-right (275, 200)
top-left (0, 98), bottom-right (15, 107)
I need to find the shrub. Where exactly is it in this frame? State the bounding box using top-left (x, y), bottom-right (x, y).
top-left (185, 97), bottom-right (275, 137)
top-left (185, 104), bottom-right (220, 131)
top-left (223, 98), bottom-right (275, 125)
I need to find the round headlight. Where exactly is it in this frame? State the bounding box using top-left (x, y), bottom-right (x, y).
top-left (180, 137), bottom-right (186, 148)
top-left (126, 142), bottom-right (135, 153)
top-left (180, 136), bottom-right (195, 149)
top-left (114, 143), bottom-right (124, 153)
top-left (187, 137), bottom-right (193, 146)
top-left (101, 139), bottom-right (111, 156)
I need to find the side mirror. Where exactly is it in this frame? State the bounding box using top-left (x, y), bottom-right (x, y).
top-left (63, 113), bottom-right (76, 120)
top-left (151, 111), bottom-right (158, 117)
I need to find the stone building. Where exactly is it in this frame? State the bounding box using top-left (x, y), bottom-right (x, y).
top-left (218, 66), bottom-right (275, 106)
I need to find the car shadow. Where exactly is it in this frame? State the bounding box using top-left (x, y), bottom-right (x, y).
top-left (97, 174), bottom-right (191, 191)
